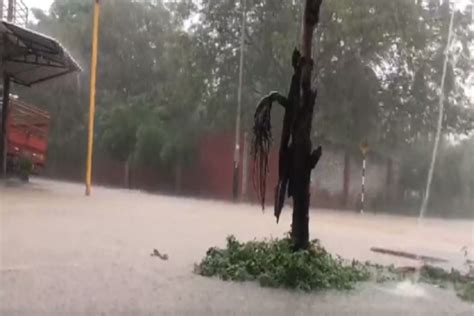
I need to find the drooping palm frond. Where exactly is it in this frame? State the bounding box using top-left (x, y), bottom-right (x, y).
top-left (251, 97), bottom-right (273, 209)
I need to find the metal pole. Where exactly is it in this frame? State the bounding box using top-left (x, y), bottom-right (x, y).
top-left (1, 75), bottom-right (10, 178)
top-left (232, 0), bottom-right (246, 201)
top-left (7, 0), bottom-right (13, 21)
top-left (360, 155), bottom-right (366, 214)
top-left (419, 7), bottom-right (454, 219)
top-left (85, 0), bottom-right (100, 196)
top-left (241, 131), bottom-right (249, 200)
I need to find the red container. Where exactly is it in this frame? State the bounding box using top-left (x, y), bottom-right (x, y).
top-left (7, 99), bottom-right (50, 173)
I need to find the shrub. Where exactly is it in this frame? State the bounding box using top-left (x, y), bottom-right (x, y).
top-left (195, 235), bottom-right (370, 291)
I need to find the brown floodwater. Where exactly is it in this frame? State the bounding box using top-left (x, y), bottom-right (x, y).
top-left (1, 178), bottom-right (473, 315)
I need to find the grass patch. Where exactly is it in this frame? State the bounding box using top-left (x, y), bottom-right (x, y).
top-left (194, 235), bottom-right (370, 291)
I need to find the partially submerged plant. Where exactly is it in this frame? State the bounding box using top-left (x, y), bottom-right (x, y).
top-left (195, 235), bottom-right (474, 302)
top-left (10, 155), bottom-right (33, 181)
top-left (418, 264), bottom-right (474, 302)
top-left (457, 282), bottom-right (474, 302)
top-left (195, 235), bottom-right (370, 291)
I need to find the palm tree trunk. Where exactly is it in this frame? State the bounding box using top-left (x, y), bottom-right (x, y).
top-left (251, 0), bottom-right (323, 251)
top-left (290, 0), bottom-right (323, 250)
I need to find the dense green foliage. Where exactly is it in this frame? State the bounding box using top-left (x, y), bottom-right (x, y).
top-left (22, 0), bottom-right (205, 180)
top-left (195, 235), bottom-right (370, 291)
top-left (14, 0), bottom-right (474, 214)
top-left (196, 235), bottom-right (474, 301)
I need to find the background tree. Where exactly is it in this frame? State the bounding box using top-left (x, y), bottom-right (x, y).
top-left (21, 0), bottom-right (205, 190)
top-left (17, 0), bottom-right (474, 217)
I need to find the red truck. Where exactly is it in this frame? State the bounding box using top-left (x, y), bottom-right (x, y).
top-left (5, 98), bottom-right (50, 179)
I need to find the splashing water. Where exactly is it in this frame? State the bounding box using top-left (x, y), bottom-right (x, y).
top-left (419, 8), bottom-right (456, 220)
top-left (391, 280), bottom-right (428, 298)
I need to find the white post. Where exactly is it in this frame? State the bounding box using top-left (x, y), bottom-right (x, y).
top-left (360, 156), bottom-right (366, 214)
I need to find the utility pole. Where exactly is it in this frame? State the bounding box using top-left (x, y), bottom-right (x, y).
top-left (241, 131), bottom-right (249, 199)
top-left (419, 6), bottom-right (454, 219)
top-left (232, 0), bottom-right (246, 201)
top-left (85, 0), bottom-right (101, 196)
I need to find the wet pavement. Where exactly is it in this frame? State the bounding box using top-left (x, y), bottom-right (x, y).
top-left (1, 178), bottom-right (473, 315)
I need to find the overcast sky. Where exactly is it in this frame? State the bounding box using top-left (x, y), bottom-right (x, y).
top-left (24, 0), bottom-right (53, 12)
top-left (23, 0), bottom-right (474, 13)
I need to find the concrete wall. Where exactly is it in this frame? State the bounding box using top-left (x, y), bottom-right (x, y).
top-left (311, 147), bottom-right (398, 210)
top-left (43, 133), bottom-right (398, 211)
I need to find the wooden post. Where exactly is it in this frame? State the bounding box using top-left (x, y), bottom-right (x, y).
top-left (85, 0), bottom-right (101, 196)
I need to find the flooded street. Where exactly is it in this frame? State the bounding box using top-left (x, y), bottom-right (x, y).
top-left (1, 178), bottom-right (473, 315)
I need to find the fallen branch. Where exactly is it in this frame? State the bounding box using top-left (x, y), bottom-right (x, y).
top-left (150, 248), bottom-right (169, 260)
top-left (370, 247), bottom-right (448, 263)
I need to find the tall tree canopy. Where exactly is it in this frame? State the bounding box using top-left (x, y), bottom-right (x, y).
top-left (15, 0), bottom-right (473, 210)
